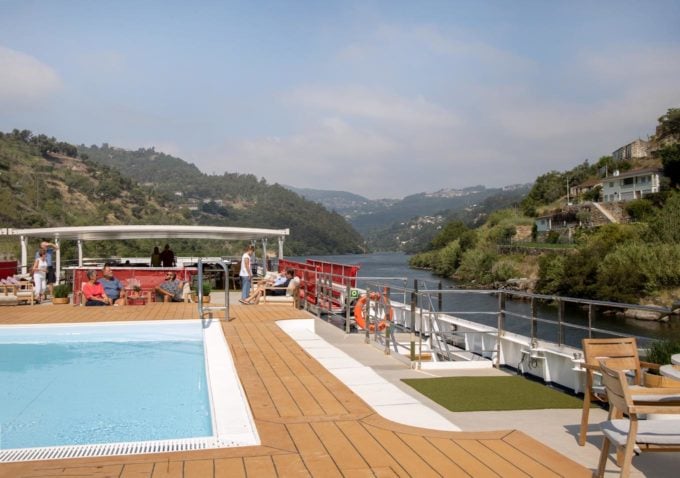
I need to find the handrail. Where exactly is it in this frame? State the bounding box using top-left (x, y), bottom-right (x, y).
top-left (298, 270), bottom-right (671, 367)
top-left (197, 258), bottom-right (232, 324)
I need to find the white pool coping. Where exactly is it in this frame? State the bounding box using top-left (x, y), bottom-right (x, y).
top-left (277, 319), bottom-right (460, 431)
top-left (0, 320), bottom-right (259, 463)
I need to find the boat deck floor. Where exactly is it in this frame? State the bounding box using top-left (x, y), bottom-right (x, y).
top-left (1, 302), bottom-right (594, 477)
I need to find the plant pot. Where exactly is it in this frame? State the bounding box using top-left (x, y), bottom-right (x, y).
top-left (191, 294), bottom-right (211, 303)
top-left (51, 297), bottom-right (70, 305)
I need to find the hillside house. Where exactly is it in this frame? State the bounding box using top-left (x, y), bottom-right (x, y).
top-left (569, 178), bottom-right (603, 202)
top-left (601, 168), bottom-right (661, 202)
top-left (612, 139), bottom-right (649, 162)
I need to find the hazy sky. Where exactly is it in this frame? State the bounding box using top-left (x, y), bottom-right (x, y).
top-left (1, 1), bottom-right (679, 199)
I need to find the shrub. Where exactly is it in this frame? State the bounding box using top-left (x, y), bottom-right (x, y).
top-left (433, 240), bottom-right (461, 277)
top-left (491, 260), bottom-right (519, 282)
top-left (52, 283), bottom-right (71, 298)
top-left (646, 339), bottom-right (680, 365)
top-left (456, 249), bottom-right (496, 285)
top-left (536, 254), bottom-right (566, 295)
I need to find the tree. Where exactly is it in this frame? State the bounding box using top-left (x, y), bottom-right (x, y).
top-left (656, 108), bottom-right (680, 141)
top-left (659, 144), bottom-right (680, 188)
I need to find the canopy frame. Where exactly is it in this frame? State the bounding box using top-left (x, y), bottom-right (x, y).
top-left (1, 225), bottom-right (290, 279)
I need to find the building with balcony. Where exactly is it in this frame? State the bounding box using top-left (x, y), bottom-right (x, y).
top-left (601, 168), bottom-right (662, 202)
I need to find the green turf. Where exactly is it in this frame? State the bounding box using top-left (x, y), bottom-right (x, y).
top-left (402, 376), bottom-right (583, 412)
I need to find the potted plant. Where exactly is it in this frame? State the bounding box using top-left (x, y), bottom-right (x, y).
top-left (52, 283), bottom-right (71, 305)
top-left (192, 283), bottom-right (212, 303)
top-left (642, 339), bottom-right (680, 387)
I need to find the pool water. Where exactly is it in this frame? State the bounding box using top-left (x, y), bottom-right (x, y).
top-left (0, 322), bottom-right (211, 450)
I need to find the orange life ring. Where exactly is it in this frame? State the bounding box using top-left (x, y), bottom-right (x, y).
top-left (354, 292), bottom-right (393, 331)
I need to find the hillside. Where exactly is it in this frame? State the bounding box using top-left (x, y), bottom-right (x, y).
top-left (0, 131), bottom-right (365, 256)
top-left (285, 186), bottom-right (399, 219)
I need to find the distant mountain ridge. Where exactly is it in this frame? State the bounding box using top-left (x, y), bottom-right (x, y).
top-left (285, 183), bottom-right (533, 251)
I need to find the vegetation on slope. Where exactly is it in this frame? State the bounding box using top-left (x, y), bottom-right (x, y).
top-left (0, 131), bottom-right (364, 258)
top-left (409, 108), bottom-right (680, 306)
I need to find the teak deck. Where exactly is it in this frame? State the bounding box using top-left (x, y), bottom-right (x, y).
top-left (0, 303), bottom-right (591, 477)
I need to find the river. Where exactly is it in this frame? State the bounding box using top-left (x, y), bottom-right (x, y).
top-left (292, 252), bottom-right (680, 345)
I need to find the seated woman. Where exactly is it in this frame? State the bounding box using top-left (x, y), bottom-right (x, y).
top-left (155, 271), bottom-right (185, 302)
top-left (239, 268), bottom-right (294, 304)
top-left (83, 269), bottom-right (112, 306)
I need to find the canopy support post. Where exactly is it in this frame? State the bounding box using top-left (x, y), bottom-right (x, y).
top-left (20, 235), bottom-right (27, 274)
top-left (55, 237), bottom-right (61, 284)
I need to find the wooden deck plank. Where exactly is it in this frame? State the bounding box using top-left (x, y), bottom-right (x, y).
top-left (362, 424), bottom-right (440, 478)
top-left (151, 461), bottom-right (183, 478)
top-left (334, 421), bottom-right (409, 476)
top-left (214, 457), bottom-right (245, 478)
top-left (120, 462), bottom-right (154, 477)
top-left (455, 439), bottom-right (529, 478)
top-left (243, 456), bottom-right (276, 477)
top-left (0, 303), bottom-right (593, 478)
top-left (271, 454), bottom-right (311, 478)
top-left (481, 439), bottom-right (561, 478)
top-left (183, 459), bottom-right (213, 478)
top-left (501, 430), bottom-right (593, 478)
top-left (427, 437), bottom-right (499, 478)
top-left (286, 423), bottom-right (343, 478)
top-left (311, 421), bottom-right (369, 473)
top-left (399, 434), bottom-right (471, 477)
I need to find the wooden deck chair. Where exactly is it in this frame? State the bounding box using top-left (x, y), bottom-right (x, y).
top-left (579, 337), bottom-right (659, 446)
top-left (596, 361), bottom-right (680, 477)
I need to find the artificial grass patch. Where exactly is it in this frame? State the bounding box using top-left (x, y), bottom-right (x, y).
top-left (402, 376), bottom-right (583, 412)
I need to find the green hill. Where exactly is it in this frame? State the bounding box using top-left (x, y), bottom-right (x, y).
top-left (0, 130), bottom-right (364, 256)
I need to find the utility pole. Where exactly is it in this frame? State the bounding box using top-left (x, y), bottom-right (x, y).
top-left (566, 178), bottom-right (570, 205)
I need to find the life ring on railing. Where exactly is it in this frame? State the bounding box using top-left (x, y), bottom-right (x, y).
top-left (354, 292), bottom-right (393, 331)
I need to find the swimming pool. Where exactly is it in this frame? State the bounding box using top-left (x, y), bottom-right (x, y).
top-left (0, 320), bottom-right (259, 462)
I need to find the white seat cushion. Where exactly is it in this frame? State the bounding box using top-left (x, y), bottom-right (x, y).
top-left (601, 419), bottom-right (680, 446)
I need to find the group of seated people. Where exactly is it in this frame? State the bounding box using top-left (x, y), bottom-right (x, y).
top-left (239, 267), bottom-right (298, 304)
top-left (82, 264), bottom-right (187, 306)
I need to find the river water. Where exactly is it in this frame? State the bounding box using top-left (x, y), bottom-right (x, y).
top-left (293, 252), bottom-right (680, 346)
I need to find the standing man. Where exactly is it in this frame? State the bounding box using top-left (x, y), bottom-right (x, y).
top-left (159, 244), bottom-right (175, 267)
top-left (100, 263), bottom-right (125, 305)
top-left (36, 241), bottom-right (58, 298)
top-left (239, 244), bottom-right (255, 301)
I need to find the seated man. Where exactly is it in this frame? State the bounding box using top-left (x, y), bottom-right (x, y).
top-left (82, 269), bottom-right (112, 306)
top-left (99, 263), bottom-right (125, 305)
top-left (239, 268), bottom-right (294, 304)
top-left (156, 271), bottom-right (185, 302)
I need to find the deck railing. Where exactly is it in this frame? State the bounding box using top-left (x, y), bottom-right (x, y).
top-left (309, 273), bottom-right (674, 368)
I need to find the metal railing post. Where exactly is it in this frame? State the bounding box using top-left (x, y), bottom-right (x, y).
top-left (496, 291), bottom-right (506, 368)
top-left (438, 281), bottom-right (443, 311)
top-left (588, 304), bottom-right (594, 339)
top-left (345, 281), bottom-right (351, 334)
top-left (558, 299), bottom-right (565, 346)
top-left (410, 290), bottom-right (416, 361)
top-left (530, 297), bottom-right (537, 340)
top-left (364, 287), bottom-right (371, 344)
top-left (384, 286), bottom-right (391, 355)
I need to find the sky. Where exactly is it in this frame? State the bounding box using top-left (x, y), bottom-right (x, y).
top-left (1, 1), bottom-right (679, 199)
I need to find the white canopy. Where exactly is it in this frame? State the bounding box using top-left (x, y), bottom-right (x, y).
top-left (1, 225), bottom-right (289, 276)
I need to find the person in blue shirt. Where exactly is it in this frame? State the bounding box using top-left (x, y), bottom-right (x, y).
top-left (99, 263), bottom-right (125, 305)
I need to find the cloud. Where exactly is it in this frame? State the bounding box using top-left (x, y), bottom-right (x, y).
top-left (287, 85), bottom-right (460, 128)
top-left (75, 50), bottom-right (126, 75)
top-left (0, 46), bottom-right (62, 107)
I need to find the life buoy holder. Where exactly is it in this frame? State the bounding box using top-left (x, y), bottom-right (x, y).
top-left (354, 292), bottom-right (393, 331)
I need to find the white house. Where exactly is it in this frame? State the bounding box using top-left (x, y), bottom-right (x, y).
top-left (601, 168), bottom-right (662, 202)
